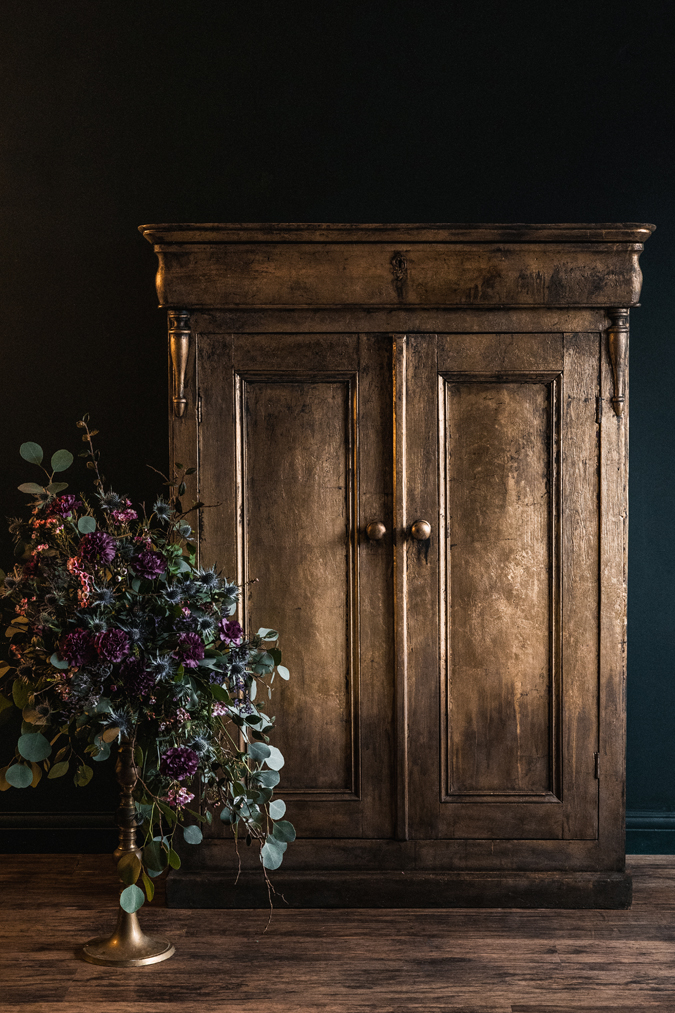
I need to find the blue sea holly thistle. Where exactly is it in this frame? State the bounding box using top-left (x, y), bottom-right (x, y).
top-left (0, 417), bottom-right (294, 911)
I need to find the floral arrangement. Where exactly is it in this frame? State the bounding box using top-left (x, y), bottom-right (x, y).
top-left (0, 417), bottom-right (294, 912)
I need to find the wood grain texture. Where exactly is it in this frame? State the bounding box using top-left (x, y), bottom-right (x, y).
top-left (149, 242), bottom-right (645, 310)
top-left (152, 227), bottom-right (651, 907)
top-left (0, 854), bottom-right (673, 1012)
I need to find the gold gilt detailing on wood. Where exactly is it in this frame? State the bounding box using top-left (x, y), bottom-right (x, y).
top-left (168, 310), bottom-right (190, 417)
top-left (608, 308), bottom-right (629, 417)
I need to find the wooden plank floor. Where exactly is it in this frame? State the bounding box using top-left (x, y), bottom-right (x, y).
top-left (1, 856), bottom-right (675, 1012)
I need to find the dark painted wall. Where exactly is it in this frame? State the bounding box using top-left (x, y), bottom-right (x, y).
top-left (1, 0), bottom-right (674, 852)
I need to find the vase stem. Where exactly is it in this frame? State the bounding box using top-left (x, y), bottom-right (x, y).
top-left (81, 734), bottom-right (175, 966)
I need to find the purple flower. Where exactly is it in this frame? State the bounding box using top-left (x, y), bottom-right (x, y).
top-left (219, 618), bottom-right (243, 645)
top-left (133, 549), bottom-right (166, 579)
top-left (80, 531), bottom-right (117, 565)
top-left (120, 656), bottom-right (155, 697)
top-left (59, 628), bottom-right (97, 667)
top-left (159, 745), bottom-right (199, 781)
top-left (48, 494), bottom-right (82, 518)
top-left (95, 629), bottom-right (130, 663)
top-left (175, 632), bottom-right (205, 669)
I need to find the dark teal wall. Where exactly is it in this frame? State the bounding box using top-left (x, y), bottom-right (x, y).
top-left (1, 0), bottom-right (673, 851)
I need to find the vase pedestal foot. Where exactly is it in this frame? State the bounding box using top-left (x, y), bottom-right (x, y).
top-left (82, 908), bottom-right (175, 966)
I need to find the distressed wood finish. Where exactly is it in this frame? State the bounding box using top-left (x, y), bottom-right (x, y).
top-left (142, 223), bottom-right (653, 908)
top-left (2, 854), bottom-right (675, 1012)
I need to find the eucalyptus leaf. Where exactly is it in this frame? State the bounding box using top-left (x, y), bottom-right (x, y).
top-left (17, 732), bottom-right (51, 762)
top-left (120, 884), bottom-right (145, 913)
top-left (101, 726), bottom-right (120, 743)
top-left (219, 807), bottom-right (235, 825)
top-left (261, 836), bottom-right (287, 870)
top-left (92, 741), bottom-right (111, 762)
top-left (77, 515), bottom-right (96, 534)
top-left (247, 742), bottom-right (271, 762)
top-left (271, 819), bottom-right (296, 843)
top-left (74, 763), bottom-right (93, 787)
top-left (118, 852), bottom-right (141, 885)
top-left (5, 763), bottom-right (33, 788)
top-left (183, 824), bottom-right (203, 845)
top-left (17, 482), bottom-right (45, 495)
top-left (257, 628), bottom-right (279, 640)
top-left (19, 442), bottom-right (43, 466)
top-left (268, 799), bottom-right (286, 820)
top-left (141, 871), bottom-right (155, 902)
top-left (30, 762), bottom-right (42, 787)
top-left (49, 652), bottom-right (69, 670)
top-left (254, 769), bottom-right (280, 789)
top-left (51, 449), bottom-right (74, 472)
top-left (143, 840), bottom-right (166, 873)
top-left (47, 761), bottom-right (69, 779)
top-left (264, 745), bottom-right (285, 770)
top-left (167, 849), bottom-right (181, 870)
top-left (276, 665), bottom-right (290, 681)
top-left (47, 482), bottom-right (69, 494)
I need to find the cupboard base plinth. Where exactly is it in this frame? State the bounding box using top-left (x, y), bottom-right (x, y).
top-left (166, 869), bottom-right (632, 909)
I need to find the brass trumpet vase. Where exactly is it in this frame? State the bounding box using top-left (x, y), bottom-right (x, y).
top-left (82, 737), bottom-right (175, 966)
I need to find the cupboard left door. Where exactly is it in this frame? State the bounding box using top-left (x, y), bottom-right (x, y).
top-left (195, 331), bottom-right (395, 840)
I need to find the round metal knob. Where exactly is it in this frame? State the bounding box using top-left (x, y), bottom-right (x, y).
top-left (365, 521), bottom-right (387, 541)
top-left (411, 519), bottom-right (432, 541)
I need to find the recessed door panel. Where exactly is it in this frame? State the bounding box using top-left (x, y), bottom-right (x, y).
top-left (197, 332), bottom-right (394, 839)
top-left (406, 333), bottom-right (599, 841)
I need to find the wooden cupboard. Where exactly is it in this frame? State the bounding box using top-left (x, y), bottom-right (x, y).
top-left (140, 223), bottom-right (654, 907)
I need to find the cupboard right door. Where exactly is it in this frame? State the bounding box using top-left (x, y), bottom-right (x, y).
top-left (404, 332), bottom-right (600, 842)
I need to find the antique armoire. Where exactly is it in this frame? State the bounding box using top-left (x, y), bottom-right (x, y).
top-left (140, 223), bottom-right (654, 908)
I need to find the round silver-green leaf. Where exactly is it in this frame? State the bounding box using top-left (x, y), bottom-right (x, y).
top-left (255, 769), bottom-right (280, 788)
top-left (18, 732), bottom-right (51, 762)
top-left (20, 442), bottom-right (43, 466)
top-left (120, 884), bottom-right (145, 913)
top-left (268, 799), bottom-right (286, 820)
top-left (5, 763), bottom-right (33, 788)
top-left (18, 482), bottom-right (45, 495)
top-left (264, 745), bottom-right (285, 770)
top-left (276, 665), bottom-right (290, 681)
top-left (261, 837), bottom-right (287, 870)
top-left (271, 819), bottom-right (296, 843)
top-left (49, 653), bottom-right (69, 670)
top-left (77, 516), bottom-right (96, 534)
top-left (183, 824), bottom-right (203, 845)
top-left (51, 449), bottom-right (73, 473)
top-left (248, 742), bottom-right (271, 762)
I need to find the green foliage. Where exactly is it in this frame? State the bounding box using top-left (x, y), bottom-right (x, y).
top-left (271, 820), bottom-right (296, 843)
top-left (118, 852), bottom-right (141, 885)
top-left (77, 515), bottom-right (96, 533)
top-left (5, 763), bottom-right (33, 788)
top-left (120, 884), bottom-right (145, 914)
top-left (268, 799), bottom-right (286, 820)
top-left (183, 824), bottom-right (203, 845)
top-left (17, 732), bottom-right (51, 762)
top-left (73, 764), bottom-right (93, 787)
top-left (47, 761), bottom-right (69, 779)
top-left (51, 450), bottom-right (73, 473)
top-left (261, 836), bottom-right (287, 870)
top-left (19, 442), bottom-right (43, 466)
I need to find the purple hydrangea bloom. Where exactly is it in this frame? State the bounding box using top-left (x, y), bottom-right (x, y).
top-left (175, 631), bottom-right (205, 668)
top-left (79, 531), bottom-right (117, 565)
top-left (133, 549), bottom-right (166, 579)
top-left (95, 629), bottom-right (130, 663)
top-left (120, 656), bottom-right (155, 697)
top-left (159, 745), bottom-right (199, 781)
top-left (59, 628), bottom-right (97, 667)
top-left (219, 618), bottom-right (243, 645)
top-left (48, 494), bottom-right (83, 518)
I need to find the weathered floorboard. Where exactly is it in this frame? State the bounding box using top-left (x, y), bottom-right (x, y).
top-left (1, 855), bottom-right (674, 1012)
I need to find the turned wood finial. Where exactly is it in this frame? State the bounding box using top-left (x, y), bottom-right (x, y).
top-left (168, 310), bottom-right (190, 417)
top-left (608, 308), bottom-right (629, 417)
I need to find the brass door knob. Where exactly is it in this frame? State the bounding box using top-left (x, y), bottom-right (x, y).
top-left (411, 519), bottom-right (432, 541)
top-left (365, 521), bottom-right (387, 541)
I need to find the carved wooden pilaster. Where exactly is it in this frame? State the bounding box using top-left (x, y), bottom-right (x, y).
top-left (168, 310), bottom-right (190, 417)
top-left (608, 308), bottom-right (629, 417)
